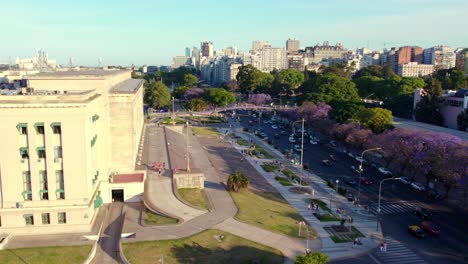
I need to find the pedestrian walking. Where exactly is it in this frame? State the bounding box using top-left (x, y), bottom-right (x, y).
top-left (352, 239), bottom-right (357, 248)
top-left (380, 243), bottom-right (384, 252)
top-left (307, 204), bottom-right (311, 210)
top-left (383, 242), bottom-right (387, 252)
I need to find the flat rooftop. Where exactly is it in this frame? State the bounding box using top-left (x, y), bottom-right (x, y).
top-left (111, 78), bottom-right (144, 93)
top-left (27, 69), bottom-right (130, 79)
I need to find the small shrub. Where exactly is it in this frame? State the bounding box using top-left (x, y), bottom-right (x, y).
top-left (337, 187), bottom-right (347, 197)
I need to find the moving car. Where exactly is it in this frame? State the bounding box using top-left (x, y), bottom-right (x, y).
top-left (348, 152), bottom-right (355, 159)
top-left (294, 146), bottom-right (302, 152)
top-left (355, 156), bottom-right (366, 163)
top-left (322, 160), bottom-right (332, 166)
top-left (399, 177), bottom-right (411, 184)
top-left (329, 155), bottom-right (337, 161)
top-left (346, 178), bottom-right (358, 186)
top-left (330, 140), bottom-right (337, 147)
top-left (360, 177), bottom-right (373, 185)
top-left (271, 125), bottom-right (278, 129)
top-left (350, 165), bottom-right (363, 174)
top-left (378, 167), bottom-right (392, 175)
top-left (347, 192), bottom-right (354, 202)
top-left (420, 221), bottom-right (440, 236)
top-left (408, 225), bottom-right (426, 239)
top-left (280, 130), bottom-right (287, 135)
top-left (274, 133), bottom-right (280, 139)
top-left (289, 137), bottom-right (296, 143)
top-left (411, 182), bottom-right (426, 191)
top-left (414, 207), bottom-right (432, 220)
top-left (310, 140), bottom-right (318, 145)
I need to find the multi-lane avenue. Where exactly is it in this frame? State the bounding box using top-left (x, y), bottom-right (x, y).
top-left (224, 109), bottom-right (468, 264)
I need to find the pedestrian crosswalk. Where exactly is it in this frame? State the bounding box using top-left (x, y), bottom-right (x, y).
top-left (368, 201), bottom-right (427, 215)
top-left (372, 236), bottom-right (426, 264)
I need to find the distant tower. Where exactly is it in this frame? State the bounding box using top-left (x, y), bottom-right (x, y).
top-left (98, 57), bottom-right (103, 68)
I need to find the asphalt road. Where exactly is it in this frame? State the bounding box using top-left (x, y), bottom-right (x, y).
top-left (223, 109), bottom-right (468, 264)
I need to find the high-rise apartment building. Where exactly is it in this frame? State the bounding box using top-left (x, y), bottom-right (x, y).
top-left (286, 39), bottom-right (300, 52)
top-left (258, 47), bottom-right (288, 72)
top-left (251, 41), bottom-right (271, 54)
top-left (305, 42), bottom-right (348, 64)
top-left (201, 41), bottom-right (214, 57)
top-left (455, 48), bottom-right (468, 75)
top-left (398, 62), bottom-right (435, 77)
top-left (172, 56), bottom-right (192, 68)
top-left (423, 46), bottom-right (455, 69)
top-left (185, 47), bottom-right (191, 57)
top-left (223, 47), bottom-right (237, 57)
top-left (0, 70), bottom-right (144, 235)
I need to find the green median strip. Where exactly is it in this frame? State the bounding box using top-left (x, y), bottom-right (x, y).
top-left (0, 245), bottom-right (92, 264)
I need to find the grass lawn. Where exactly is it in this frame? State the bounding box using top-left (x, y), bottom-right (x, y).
top-left (123, 229), bottom-right (283, 264)
top-left (282, 169), bottom-right (308, 186)
top-left (274, 176), bottom-right (293, 186)
top-left (229, 190), bottom-right (316, 239)
top-left (261, 163), bottom-right (279, 172)
top-left (178, 188), bottom-right (208, 210)
top-left (254, 146), bottom-right (273, 159)
top-left (313, 213), bottom-right (341, 222)
top-left (160, 117), bottom-right (186, 124)
top-left (237, 139), bottom-right (250, 146)
top-left (192, 127), bottom-right (220, 138)
top-left (0, 245), bottom-right (92, 264)
top-left (145, 209), bottom-right (179, 225)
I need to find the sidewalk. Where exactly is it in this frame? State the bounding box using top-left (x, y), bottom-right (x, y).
top-left (225, 128), bottom-right (383, 260)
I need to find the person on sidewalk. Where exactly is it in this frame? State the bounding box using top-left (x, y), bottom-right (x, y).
top-left (383, 242), bottom-right (387, 252)
top-left (380, 243), bottom-right (384, 252)
top-left (353, 239), bottom-right (357, 248)
top-left (307, 204), bottom-right (311, 210)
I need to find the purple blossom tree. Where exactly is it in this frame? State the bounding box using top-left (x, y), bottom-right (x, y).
top-left (296, 102), bottom-right (332, 124)
top-left (183, 88), bottom-right (204, 100)
top-left (248, 93), bottom-right (272, 106)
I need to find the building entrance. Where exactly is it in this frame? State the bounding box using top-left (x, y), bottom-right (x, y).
top-left (112, 189), bottom-right (124, 202)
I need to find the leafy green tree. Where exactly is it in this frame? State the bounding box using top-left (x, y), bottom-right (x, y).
top-left (457, 108), bottom-right (468, 131)
top-left (434, 68), bottom-right (468, 90)
top-left (414, 78), bottom-right (444, 125)
top-left (236, 65), bottom-right (262, 94)
top-left (203, 88), bottom-right (236, 107)
top-left (182, 73), bottom-right (198, 87)
top-left (384, 94), bottom-right (414, 118)
top-left (399, 77), bottom-right (425, 95)
top-left (144, 80), bottom-right (171, 109)
top-left (357, 107), bottom-right (393, 133)
top-left (354, 75), bottom-right (384, 98)
top-left (227, 171), bottom-right (249, 192)
top-left (173, 86), bottom-right (189, 99)
top-left (353, 65), bottom-right (384, 79)
top-left (256, 72), bottom-right (275, 93)
top-left (302, 74), bottom-right (360, 103)
top-left (319, 62), bottom-right (353, 79)
top-left (329, 100), bottom-right (366, 123)
top-left (275, 69), bottom-right (305, 94)
top-left (382, 63), bottom-right (396, 79)
top-left (294, 252), bottom-right (329, 264)
top-left (185, 98), bottom-right (207, 111)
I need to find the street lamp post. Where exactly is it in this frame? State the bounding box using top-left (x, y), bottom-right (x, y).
top-left (376, 177), bottom-right (401, 231)
top-left (357, 147), bottom-right (382, 205)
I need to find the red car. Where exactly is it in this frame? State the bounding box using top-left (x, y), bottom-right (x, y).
top-left (360, 177), bottom-right (373, 185)
top-left (420, 221), bottom-right (440, 236)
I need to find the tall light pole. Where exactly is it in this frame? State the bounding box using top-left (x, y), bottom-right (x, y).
top-left (376, 177), bottom-right (401, 231)
top-left (291, 119), bottom-right (305, 185)
top-left (171, 96), bottom-right (175, 119)
top-left (357, 147), bottom-right (382, 205)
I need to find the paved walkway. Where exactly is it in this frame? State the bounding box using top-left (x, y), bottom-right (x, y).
top-left (143, 125), bottom-right (206, 222)
top-left (224, 127), bottom-right (383, 260)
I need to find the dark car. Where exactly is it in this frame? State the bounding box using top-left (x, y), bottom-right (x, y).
top-left (420, 221), bottom-right (440, 236)
top-left (427, 189), bottom-right (442, 200)
top-left (408, 225), bottom-right (426, 239)
top-left (322, 160), bottom-right (332, 166)
top-left (329, 155), bottom-right (337, 161)
top-left (346, 179), bottom-right (358, 186)
top-left (347, 192), bottom-right (354, 202)
top-left (414, 207), bottom-right (433, 220)
top-left (360, 177), bottom-right (373, 185)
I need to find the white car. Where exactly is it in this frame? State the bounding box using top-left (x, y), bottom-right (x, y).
top-left (289, 137), bottom-right (296, 143)
top-left (347, 152), bottom-right (355, 159)
top-left (378, 167), bottom-right (392, 175)
top-left (310, 140), bottom-right (318, 145)
top-left (355, 156), bottom-right (365, 163)
top-left (399, 177), bottom-right (411, 184)
top-left (271, 125), bottom-right (278, 129)
top-left (411, 182), bottom-right (426, 191)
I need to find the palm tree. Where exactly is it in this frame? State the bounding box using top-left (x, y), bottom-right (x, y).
top-left (227, 171), bottom-right (249, 192)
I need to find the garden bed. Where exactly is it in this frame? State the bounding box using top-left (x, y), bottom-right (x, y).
top-left (274, 176), bottom-right (293, 186)
top-left (261, 163), bottom-right (280, 172)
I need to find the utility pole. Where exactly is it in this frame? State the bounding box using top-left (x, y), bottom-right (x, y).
top-left (186, 121), bottom-right (191, 173)
top-left (171, 96), bottom-right (175, 119)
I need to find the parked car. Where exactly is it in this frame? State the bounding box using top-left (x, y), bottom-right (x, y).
top-left (347, 192), bottom-right (354, 202)
top-left (329, 155), bottom-right (337, 161)
top-left (378, 167), bottom-right (392, 175)
top-left (408, 225), bottom-right (426, 239)
top-left (399, 177), bottom-right (411, 184)
top-left (411, 182), bottom-right (426, 191)
top-left (350, 165), bottom-right (363, 174)
top-left (420, 221), bottom-right (440, 236)
top-left (414, 207), bottom-right (432, 220)
top-left (360, 177), bottom-right (373, 185)
top-left (346, 178), bottom-right (358, 186)
top-left (427, 189), bottom-right (442, 200)
top-left (322, 160), bottom-right (332, 166)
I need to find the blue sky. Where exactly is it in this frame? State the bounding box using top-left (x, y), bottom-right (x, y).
top-left (1, 0), bottom-right (467, 66)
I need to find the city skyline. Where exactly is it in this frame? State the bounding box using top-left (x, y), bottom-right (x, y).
top-left (1, 0), bottom-right (468, 66)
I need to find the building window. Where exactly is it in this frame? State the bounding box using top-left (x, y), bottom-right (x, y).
top-left (22, 171), bottom-right (32, 201)
top-left (56, 170), bottom-right (65, 199)
top-left (24, 214), bottom-right (34, 225)
top-left (39, 170), bottom-right (48, 200)
top-left (52, 124), bottom-right (62, 134)
top-left (37, 148), bottom-right (46, 159)
top-left (36, 125), bottom-right (45, 134)
top-left (20, 148), bottom-right (29, 159)
top-left (58, 212), bottom-right (67, 224)
top-left (17, 123), bottom-right (28, 135)
top-left (21, 127), bottom-right (28, 135)
top-left (54, 146), bottom-right (62, 159)
top-left (41, 213), bottom-right (50, 224)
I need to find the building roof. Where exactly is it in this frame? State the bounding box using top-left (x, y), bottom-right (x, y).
top-left (113, 173), bottom-right (144, 183)
top-left (111, 79), bottom-right (144, 93)
top-left (454, 89), bottom-right (468, 98)
top-left (27, 69), bottom-right (130, 79)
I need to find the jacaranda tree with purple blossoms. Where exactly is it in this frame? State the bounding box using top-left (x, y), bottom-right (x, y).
top-left (248, 93), bottom-right (272, 106)
top-left (183, 88), bottom-right (204, 100)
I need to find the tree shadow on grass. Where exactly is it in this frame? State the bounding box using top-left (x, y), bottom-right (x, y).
top-left (170, 242), bottom-right (283, 264)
